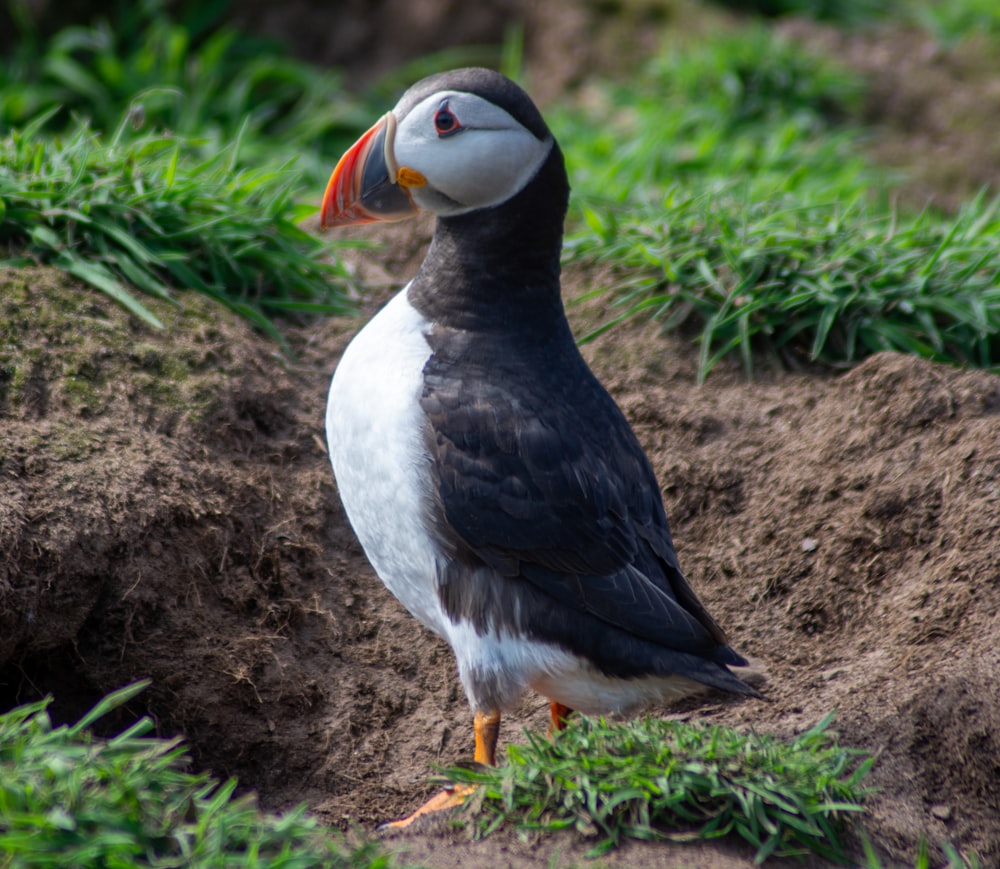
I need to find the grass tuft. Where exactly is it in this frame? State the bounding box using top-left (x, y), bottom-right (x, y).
top-left (0, 113), bottom-right (353, 337)
top-left (558, 26), bottom-right (1000, 377)
top-left (572, 188), bottom-right (1000, 380)
top-left (556, 26), bottom-right (871, 208)
top-left (0, 682), bottom-right (397, 868)
top-left (444, 713), bottom-right (873, 863)
top-left (0, 0), bottom-right (373, 181)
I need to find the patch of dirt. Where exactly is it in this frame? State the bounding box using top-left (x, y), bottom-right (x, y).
top-left (2, 247), bottom-right (999, 867)
top-left (778, 18), bottom-right (1000, 211)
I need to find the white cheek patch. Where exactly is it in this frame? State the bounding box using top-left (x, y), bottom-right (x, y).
top-left (408, 130), bottom-right (551, 212)
top-left (393, 92), bottom-right (553, 215)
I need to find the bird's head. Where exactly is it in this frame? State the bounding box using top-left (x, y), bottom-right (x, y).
top-left (320, 68), bottom-right (556, 228)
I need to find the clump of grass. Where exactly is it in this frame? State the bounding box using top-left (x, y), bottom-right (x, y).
top-left (559, 26), bottom-right (1000, 377)
top-left (0, 110), bottom-right (353, 337)
top-left (572, 188), bottom-right (1000, 379)
top-left (445, 713), bottom-right (872, 864)
top-left (905, 0), bottom-right (1000, 46)
top-left (0, 681), bottom-right (396, 868)
top-left (0, 0), bottom-right (373, 185)
top-left (556, 26), bottom-right (872, 207)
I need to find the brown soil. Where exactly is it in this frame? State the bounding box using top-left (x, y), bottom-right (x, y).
top-left (777, 18), bottom-right (1000, 212)
top-left (2, 238), bottom-right (999, 867)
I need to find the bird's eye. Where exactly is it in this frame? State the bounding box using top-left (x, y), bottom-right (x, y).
top-left (434, 100), bottom-right (462, 138)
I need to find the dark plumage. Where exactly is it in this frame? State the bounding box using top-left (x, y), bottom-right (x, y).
top-left (321, 67), bottom-right (758, 825)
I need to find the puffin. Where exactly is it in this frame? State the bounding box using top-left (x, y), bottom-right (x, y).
top-left (320, 67), bottom-right (758, 825)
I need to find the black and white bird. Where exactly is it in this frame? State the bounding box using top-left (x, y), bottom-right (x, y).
top-left (321, 67), bottom-right (758, 824)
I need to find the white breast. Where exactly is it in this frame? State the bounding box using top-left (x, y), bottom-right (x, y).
top-left (326, 290), bottom-right (704, 715)
top-left (326, 286), bottom-right (448, 636)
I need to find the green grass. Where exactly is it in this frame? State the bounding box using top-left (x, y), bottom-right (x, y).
top-left (557, 26), bottom-right (1000, 377)
top-left (0, 110), bottom-right (353, 337)
top-left (555, 26), bottom-right (871, 207)
top-left (0, 682), bottom-right (400, 868)
top-left (572, 189), bottom-right (1000, 380)
top-left (444, 712), bottom-right (872, 863)
top-left (0, 0), bottom-right (374, 186)
top-left (0, 0), bottom-right (372, 336)
top-left (905, 0), bottom-right (1000, 45)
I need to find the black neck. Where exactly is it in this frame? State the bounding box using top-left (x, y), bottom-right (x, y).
top-left (408, 143), bottom-right (569, 337)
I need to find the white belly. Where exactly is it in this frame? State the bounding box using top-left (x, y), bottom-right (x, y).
top-left (326, 286), bottom-right (448, 636)
top-left (447, 620), bottom-right (701, 714)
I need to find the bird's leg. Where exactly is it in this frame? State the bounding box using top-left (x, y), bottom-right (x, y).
top-left (380, 707), bottom-right (500, 830)
top-left (474, 707), bottom-right (501, 765)
top-left (549, 701), bottom-right (573, 733)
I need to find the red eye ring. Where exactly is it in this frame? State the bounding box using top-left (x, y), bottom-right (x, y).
top-left (434, 100), bottom-right (462, 138)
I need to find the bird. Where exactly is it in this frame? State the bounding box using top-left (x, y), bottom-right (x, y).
top-left (320, 67), bottom-right (758, 826)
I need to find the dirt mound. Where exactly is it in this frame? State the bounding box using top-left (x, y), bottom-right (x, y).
top-left (0, 267), bottom-right (363, 797)
top-left (595, 327), bottom-right (1000, 864)
top-left (2, 261), bottom-right (999, 866)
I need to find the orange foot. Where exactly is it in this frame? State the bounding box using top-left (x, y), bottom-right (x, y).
top-left (379, 707), bottom-right (500, 830)
top-left (379, 782), bottom-right (477, 829)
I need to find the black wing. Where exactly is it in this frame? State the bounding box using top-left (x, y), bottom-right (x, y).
top-left (420, 326), bottom-right (741, 666)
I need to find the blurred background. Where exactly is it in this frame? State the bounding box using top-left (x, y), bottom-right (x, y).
top-left (2, 0), bottom-right (1000, 377)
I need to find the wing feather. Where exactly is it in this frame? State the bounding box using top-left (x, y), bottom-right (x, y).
top-left (420, 327), bottom-right (735, 661)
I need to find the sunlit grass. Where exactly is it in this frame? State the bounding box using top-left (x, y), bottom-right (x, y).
top-left (445, 713), bottom-right (872, 863)
top-left (0, 682), bottom-right (402, 868)
top-left (0, 110), bottom-right (353, 337)
top-left (556, 26), bottom-right (1000, 376)
top-left (571, 188), bottom-right (1000, 380)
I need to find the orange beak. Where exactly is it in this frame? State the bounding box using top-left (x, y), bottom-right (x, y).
top-left (320, 112), bottom-right (421, 228)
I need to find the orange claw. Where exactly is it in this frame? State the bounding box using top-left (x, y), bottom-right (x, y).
top-left (380, 782), bottom-right (477, 830)
top-left (380, 707), bottom-right (501, 830)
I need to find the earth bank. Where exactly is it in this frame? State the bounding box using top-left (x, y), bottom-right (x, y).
top-left (1, 258), bottom-right (998, 866)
